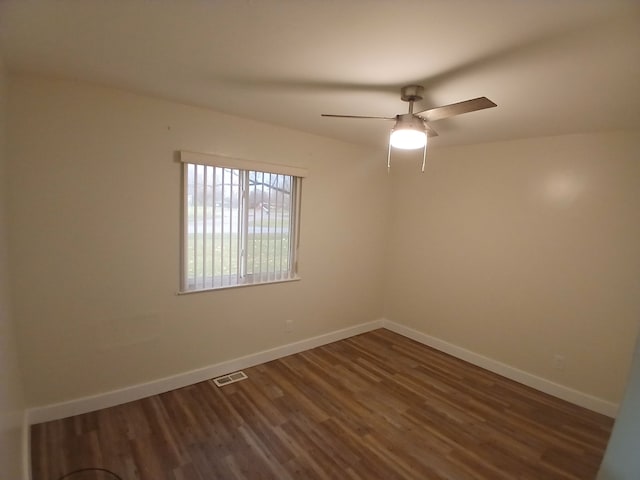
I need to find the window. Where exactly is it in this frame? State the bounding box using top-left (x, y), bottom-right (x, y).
top-left (180, 151), bottom-right (305, 292)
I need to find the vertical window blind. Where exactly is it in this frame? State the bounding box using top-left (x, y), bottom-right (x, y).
top-left (180, 151), bottom-right (306, 292)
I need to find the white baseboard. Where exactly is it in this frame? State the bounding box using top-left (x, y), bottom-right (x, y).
top-left (382, 319), bottom-right (618, 417)
top-left (27, 317), bottom-right (617, 425)
top-left (27, 319), bottom-right (384, 424)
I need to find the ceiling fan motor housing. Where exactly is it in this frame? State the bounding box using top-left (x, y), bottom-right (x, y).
top-left (394, 113), bottom-right (425, 131)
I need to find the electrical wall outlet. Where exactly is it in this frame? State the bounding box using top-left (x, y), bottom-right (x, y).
top-left (285, 319), bottom-right (293, 332)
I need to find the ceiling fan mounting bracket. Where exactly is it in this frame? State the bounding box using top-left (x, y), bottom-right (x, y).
top-left (400, 85), bottom-right (424, 103)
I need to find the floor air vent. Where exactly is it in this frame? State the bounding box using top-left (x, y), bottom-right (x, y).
top-left (212, 371), bottom-right (248, 387)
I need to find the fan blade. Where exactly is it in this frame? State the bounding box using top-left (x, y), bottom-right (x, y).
top-left (323, 113), bottom-right (438, 136)
top-left (424, 124), bottom-right (439, 137)
top-left (321, 114), bottom-right (394, 120)
top-left (415, 97), bottom-right (497, 122)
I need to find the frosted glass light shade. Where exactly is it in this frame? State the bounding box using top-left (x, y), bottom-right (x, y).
top-left (390, 128), bottom-right (427, 150)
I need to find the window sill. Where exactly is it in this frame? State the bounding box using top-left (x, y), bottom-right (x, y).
top-left (176, 276), bottom-right (301, 295)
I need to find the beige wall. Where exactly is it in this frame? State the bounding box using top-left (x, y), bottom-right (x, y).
top-left (7, 75), bottom-right (389, 406)
top-left (0, 60), bottom-right (26, 479)
top-left (385, 132), bottom-right (640, 403)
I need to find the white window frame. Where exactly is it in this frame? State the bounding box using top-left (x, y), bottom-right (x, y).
top-left (179, 151), bottom-right (306, 293)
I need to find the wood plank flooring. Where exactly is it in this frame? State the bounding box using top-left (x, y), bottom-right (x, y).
top-left (31, 329), bottom-right (614, 480)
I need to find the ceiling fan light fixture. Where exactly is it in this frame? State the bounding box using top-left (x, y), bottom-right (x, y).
top-left (389, 115), bottom-right (427, 150)
top-left (390, 128), bottom-right (427, 150)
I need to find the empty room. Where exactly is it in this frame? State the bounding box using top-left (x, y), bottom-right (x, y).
top-left (1, 1), bottom-right (639, 479)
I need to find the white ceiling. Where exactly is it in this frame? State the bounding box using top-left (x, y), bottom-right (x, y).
top-left (1, 0), bottom-right (639, 149)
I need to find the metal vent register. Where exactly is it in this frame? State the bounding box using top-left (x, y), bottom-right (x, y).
top-left (212, 371), bottom-right (248, 387)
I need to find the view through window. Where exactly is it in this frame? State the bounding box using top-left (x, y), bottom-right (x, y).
top-left (182, 161), bottom-right (302, 292)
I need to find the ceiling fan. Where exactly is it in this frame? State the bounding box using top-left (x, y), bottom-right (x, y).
top-left (322, 85), bottom-right (497, 171)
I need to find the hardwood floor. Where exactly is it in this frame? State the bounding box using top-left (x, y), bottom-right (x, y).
top-left (31, 329), bottom-right (613, 480)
